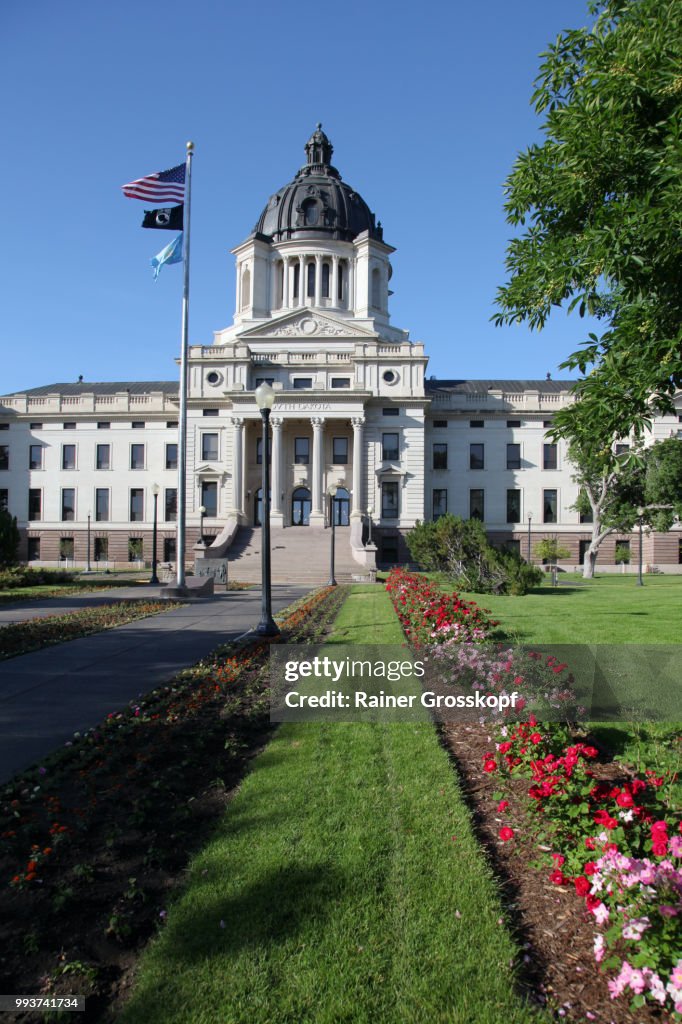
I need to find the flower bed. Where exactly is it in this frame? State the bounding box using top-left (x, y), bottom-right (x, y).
top-left (385, 568), bottom-right (497, 645)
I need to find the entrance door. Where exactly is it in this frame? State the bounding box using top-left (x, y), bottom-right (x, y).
top-left (333, 487), bottom-right (350, 526)
top-left (292, 487), bottom-right (311, 526)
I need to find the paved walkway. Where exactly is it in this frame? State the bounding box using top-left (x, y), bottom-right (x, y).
top-left (0, 584), bottom-right (309, 784)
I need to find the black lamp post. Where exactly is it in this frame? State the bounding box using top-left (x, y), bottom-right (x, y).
top-left (527, 512), bottom-right (533, 563)
top-left (255, 383), bottom-right (279, 637)
top-left (636, 506), bottom-right (644, 587)
top-left (328, 483), bottom-right (338, 586)
top-left (367, 505), bottom-right (374, 545)
top-left (150, 484), bottom-right (160, 585)
top-left (86, 512), bottom-right (92, 573)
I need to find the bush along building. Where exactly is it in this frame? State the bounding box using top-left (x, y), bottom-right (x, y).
top-left (2, 127), bottom-right (681, 581)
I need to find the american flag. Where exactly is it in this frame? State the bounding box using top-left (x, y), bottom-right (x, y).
top-left (121, 163), bottom-right (185, 203)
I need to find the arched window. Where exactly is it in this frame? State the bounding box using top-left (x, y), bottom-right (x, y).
top-left (241, 267), bottom-right (251, 310)
top-left (371, 267), bottom-right (381, 309)
top-left (307, 261), bottom-right (315, 298)
top-left (322, 262), bottom-right (330, 298)
top-left (302, 199), bottom-right (319, 225)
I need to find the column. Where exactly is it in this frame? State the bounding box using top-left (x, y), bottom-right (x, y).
top-left (298, 254), bottom-right (306, 307)
top-left (331, 255), bottom-right (339, 309)
top-left (310, 417), bottom-right (325, 526)
top-left (351, 417), bottom-right (365, 519)
top-left (283, 257), bottom-right (290, 308)
top-left (315, 254), bottom-right (322, 306)
top-left (270, 416), bottom-right (284, 527)
top-left (230, 416), bottom-right (245, 519)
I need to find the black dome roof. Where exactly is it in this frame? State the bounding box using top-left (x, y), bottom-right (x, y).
top-left (253, 125), bottom-right (383, 243)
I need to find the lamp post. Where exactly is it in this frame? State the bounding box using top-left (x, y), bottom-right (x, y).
top-left (527, 512), bottom-right (533, 564)
top-left (636, 506), bottom-right (644, 587)
top-left (367, 505), bottom-right (374, 545)
top-left (86, 512), bottom-right (91, 573)
top-left (198, 504), bottom-right (206, 546)
top-left (328, 483), bottom-right (338, 586)
top-left (255, 383), bottom-right (279, 637)
top-left (150, 484), bottom-right (160, 585)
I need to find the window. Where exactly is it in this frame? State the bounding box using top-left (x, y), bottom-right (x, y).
top-left (128, 537), bottom-right (143, 562)
top-left (469, 489), bottom-right (485, 521)
top-left (96, 443), bottom-right (111, 470)
top-left (29, 445), bottom-right (43, 470)
top-left (163, 538), bottom-right (176, 562)
top-left (255, 377), bottom-right (274, 387)
top-left (322, 262), bottom-right (330, 297)
top-left (507, 420), bottom-right (521, 428)
top-left (203, 408), bottom-right (219, 417)
top-left (382, 407), bottom-right (399, 416)
top-left (167, 420), bottom-right (178, 428)
top-left (307, 262), bottom-right (315, 298)
top-left (0, 424), bottom-right (8, 430)
top-left (94, 538), bottom-right (108, 562)
top-left (506, 489), bottom-right (521, 523)
top-left (61, 488), bottom-right (75, 522)
top-left (543, 489), bottom-right (558, 524)
top-left (201, 481), bottom-right (217, 517)
top-left (64, 422), bottom-right (76, 430)
top-left (293, 262), bottom-right (300, 299)
top-left (332, 437), bottom-right (348, 464)
top-left (28, 489), bottom-right (41, 521)
top-left (469, 443), bottom-right (484, 470)
top-left (165, 443), bottom-right (178, 470)
top-left (97, 422), bottom-right (110, 430)
top-left (95, 488), bottom-right (109, 522)
top-left (543, 420), bottom-right (553, 428)
top-left (506, 443), bottom-right (521, 470)
top-left (0, 446), bottom-right (8, 471)
top-left (382, 433), bottom-right (399, 461)
top-left (380, 535), bottom-right (399, 564)
top-left (543, 443), bottom-right (558, 470)
top-left (382, 370), bottom-right (397, 384)
top-left (30, 423), bottom-right (42, 430)
top-left (381, 481), bottom-right (399, 519)
top-left (293, 378), bottom-right (313, 389)
top-left (615, 443), bottom-right (630, 455)
top-left (62, 444), bottom-right (76, 470)
top-left (0, 489), bottom-right (7, 512)
top-left (579, 539), bottom-right (591, 566)
top-left (27, 537), bottom-right (40, 561)
top-left (59, 538), bottom-right (74, 561)
top-left (433, 489), bottom-right (447, 520)
top-left (132, 421), bottom-right (145, 429)
top-left (130, 488), bottom-right (144, 522)
top-left (130, 444), bottom-right (145, 470)
top-left (434, 420), bottom-right (447, 428)
top-left (330, 378), bottom-right (350, 389)
top-left (433, 443), bottom-right (448, 470)
top-left (294, 437), bottom-right (309, 465)
top-left (615, 539), bottom-right (630, 564)
top-left (470, 419), bottom-right (484, 428)
top-left (255, 434), bottom-right (271, 466)
top-left (337, 262), bottom-right (344, 300)
top-left (201, 433), bottom-right (219, 461)
top-left (502, 539), bottom-right (521, 558)
top-left (165, 488), bottom-right (177, 521)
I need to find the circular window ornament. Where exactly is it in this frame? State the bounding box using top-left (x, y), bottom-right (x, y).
top-left (383, 370), bottom-right (398, 385)
top-left (206, 371), bottom-right (223, 387)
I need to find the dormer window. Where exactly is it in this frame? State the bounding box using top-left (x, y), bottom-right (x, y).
top-left (302, 198), bottom-right (319, 225)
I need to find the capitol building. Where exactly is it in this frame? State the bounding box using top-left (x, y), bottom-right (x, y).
top-left (1, 127), bottom-right (681, 579)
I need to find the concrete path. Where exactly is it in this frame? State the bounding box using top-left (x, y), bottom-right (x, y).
top-left (0, 584), bottom-right (309, 784)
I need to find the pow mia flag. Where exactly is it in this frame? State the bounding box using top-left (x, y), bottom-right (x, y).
top-left (142, 205), bottom-right (184, 230)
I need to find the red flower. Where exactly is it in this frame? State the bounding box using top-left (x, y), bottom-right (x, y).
top-left (585, 836), bottom-right (596, 850)
top-left (581, 746), bottom-right (598, 758)
top-left (549, 869), bottom-right (567, 885)
top-left (483, 759), bottom-right (497, 773)
top-left (497, 800), bottom-right (509, 812)
top-left (585, 894), bottom-right (601, 913)
top-left (583, 861), bottom-right (597, 876)
top-left (499, 827), bottom-right (514, 842)
top-left (551, 853), bottom-right (565, 866)
top-left (616, 791), bottom-right (634, 808)
top-left (498, 742), bottom-right (513, 754)
top-left (574, 876), bottom-right (591, 897)
top-left (530, 732), bottom-right (543, 745)
top-left (593, 809), bottom-right (617, 830)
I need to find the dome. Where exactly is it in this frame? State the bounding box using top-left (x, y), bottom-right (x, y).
top-left (253, 125), bottom-right (384, 243)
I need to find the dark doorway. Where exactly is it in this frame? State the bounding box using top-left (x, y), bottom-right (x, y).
top-left (292, 487), bottom-right (311, 526)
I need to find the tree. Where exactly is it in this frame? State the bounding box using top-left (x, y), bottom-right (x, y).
top-left (494, 0), bottom-right (682, 445)
top-left (0, 510), bottom-right (20, 567)
top-left (534, 538), bottom-right (572, 568)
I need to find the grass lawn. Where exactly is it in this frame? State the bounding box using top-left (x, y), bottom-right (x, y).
top-left (121, 586), bottom-right (542, 1024)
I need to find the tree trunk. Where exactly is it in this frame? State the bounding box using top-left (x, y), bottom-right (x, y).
top-left (583, 548), bottom-right (598, 579)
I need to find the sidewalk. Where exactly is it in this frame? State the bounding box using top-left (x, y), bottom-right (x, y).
top-left (0, 584), bottom-right (309, 784)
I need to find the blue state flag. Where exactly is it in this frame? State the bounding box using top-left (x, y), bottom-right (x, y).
top-left (151, 233), bottom-right (183, 280)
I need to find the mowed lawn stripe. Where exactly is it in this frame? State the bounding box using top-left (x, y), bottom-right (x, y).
top-left (121, 587), bottom-right (541, 1024)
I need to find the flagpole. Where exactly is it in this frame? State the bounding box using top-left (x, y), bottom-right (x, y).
top-left (176, 140), bottom-right (194, 590)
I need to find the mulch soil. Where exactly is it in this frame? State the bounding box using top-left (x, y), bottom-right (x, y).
top-left (441, 721), bottom-right (669, 1024)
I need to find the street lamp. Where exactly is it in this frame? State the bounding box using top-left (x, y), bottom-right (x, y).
top-left (527, 511), bottom-right (533, 564)
top-left (150, 484), bottom-right (160, 585)
top-left (255, 383), bottom-right (279, 637)
top-left (367, 505), bottom-right (374, 545)
top-left (328, 483), bottom-right (338, 586)
top-left (198, 504), bottom-right (206, 546)
top-left (86, 511), bottom-right (92, 573)
top-left (636, 506), bottom-right (644, 587)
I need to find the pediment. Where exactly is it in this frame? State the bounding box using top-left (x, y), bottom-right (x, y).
top-left (238, 311), bottom-right (378, 342)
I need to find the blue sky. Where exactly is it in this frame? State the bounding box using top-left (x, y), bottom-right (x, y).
top-left (2, 0), bottom-right (597, 395)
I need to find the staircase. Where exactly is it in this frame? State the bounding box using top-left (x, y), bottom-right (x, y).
top-left (226, 526), bottom-right (367, 585)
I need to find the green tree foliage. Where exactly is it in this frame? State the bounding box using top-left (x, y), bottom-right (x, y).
top-left (407, 515), bottom-right (543, 595)
top-left (0, 510), bottom-right (20, 567)
top-left (614, 543), bottom-right (631, 564)
top-left (534, 538), bottom-right (572, 565)
top-left (494, 0), bottom-right (682, 444)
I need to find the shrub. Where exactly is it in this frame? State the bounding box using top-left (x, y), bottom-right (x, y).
top-left (0, 510), bottom-right (20, 567)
